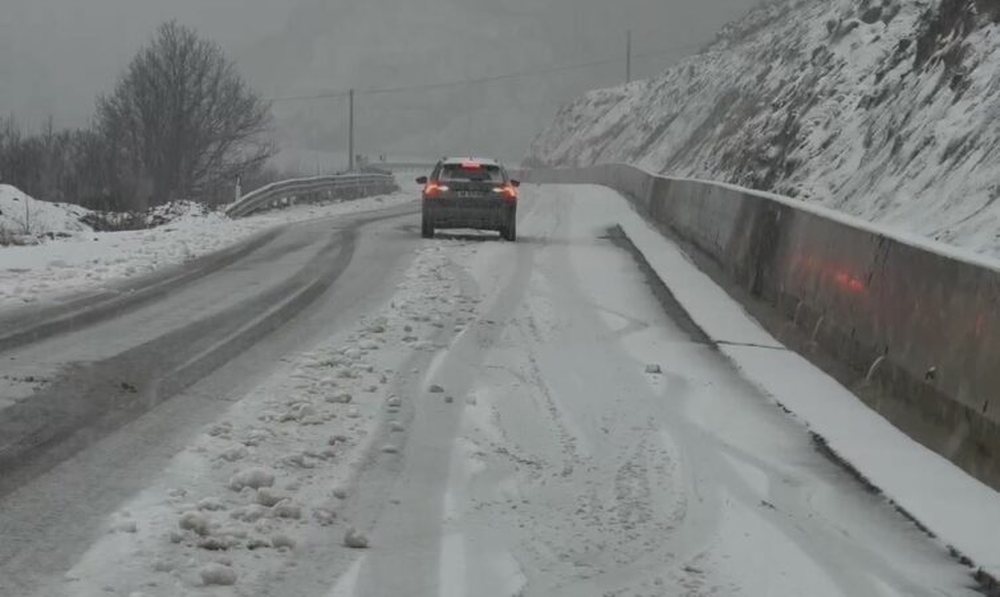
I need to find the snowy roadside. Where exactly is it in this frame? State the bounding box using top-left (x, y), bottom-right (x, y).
top-left (592, 183), bottom-right (1000, 580)
top-left (0, 190), bottom-right (416, 311)
top-left (48, 240), bottom-right (475, 597)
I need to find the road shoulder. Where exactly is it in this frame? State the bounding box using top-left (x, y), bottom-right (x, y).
top-left (599, 182), bottom-right (1000, 583)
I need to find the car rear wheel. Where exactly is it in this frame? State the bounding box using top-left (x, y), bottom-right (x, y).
top-left (501, 208), bottom-right (517, 242)
top-left (421, 215), bottom-right (434, 239)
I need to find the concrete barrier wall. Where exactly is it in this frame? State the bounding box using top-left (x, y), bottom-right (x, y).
top-left (522, 165), bottom-right (1000, 489)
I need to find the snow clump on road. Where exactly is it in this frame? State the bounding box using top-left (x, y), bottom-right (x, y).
top-left (199, 563), bottom-right (237, 586)
top-left (343, 527), bottom-right (370, 549)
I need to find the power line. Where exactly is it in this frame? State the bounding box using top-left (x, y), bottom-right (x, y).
top-left (267, 42), bottom-right (702, 104)
top-left (626, 30), bottom-right (633, 84)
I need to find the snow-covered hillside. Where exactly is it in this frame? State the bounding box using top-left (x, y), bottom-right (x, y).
top-left (529, 0), bottom-right (1000, 257)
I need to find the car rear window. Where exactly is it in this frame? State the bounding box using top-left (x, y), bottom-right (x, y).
top-left (438, 163), bottom-right (504, 183)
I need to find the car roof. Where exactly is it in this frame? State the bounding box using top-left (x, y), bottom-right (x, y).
top-left (439, 157), bottom-right (502, 167)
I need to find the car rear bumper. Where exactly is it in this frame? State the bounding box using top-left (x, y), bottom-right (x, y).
top-left (424, 199), bottom-right (513, 230)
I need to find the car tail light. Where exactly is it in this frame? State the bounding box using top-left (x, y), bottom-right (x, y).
top-left (423, 182), bottom-right (449, 198)
top-left (493, 184), bottom-right (518, 202)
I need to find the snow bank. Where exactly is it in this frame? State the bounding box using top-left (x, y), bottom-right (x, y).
top-left (0, 185), bottom-right (91, 243)
top-left (0, 187), bottom-right (215, 244)
top-left (146, 200), bottom-right (211, 227)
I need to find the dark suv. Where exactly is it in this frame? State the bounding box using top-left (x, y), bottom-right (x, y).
top-left (417, 157), bottom-right (520, 241)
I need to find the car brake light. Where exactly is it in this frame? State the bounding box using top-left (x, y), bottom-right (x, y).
top-left (493, 184), bottom-right (518, 202)
top-left (461, 161), bottom-right (482, 170)
top-left (424, 182), bottom-right (449, 198)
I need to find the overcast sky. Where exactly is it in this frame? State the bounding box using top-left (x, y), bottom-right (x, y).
top-left (1, 0), bottom-right (760, 165)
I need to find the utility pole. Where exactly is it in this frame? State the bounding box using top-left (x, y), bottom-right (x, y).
top-left (348, 89), bottom-right (355, 172)
top-left (626, 30), bottom-right (633, 84)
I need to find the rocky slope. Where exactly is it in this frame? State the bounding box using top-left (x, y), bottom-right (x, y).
top-left (529, 0), bottom-right (1000, 257)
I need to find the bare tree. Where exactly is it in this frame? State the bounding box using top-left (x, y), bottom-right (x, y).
top-left (97, 21), bottom-right (274, 208)
top-left (0, 117), bottom-right (120, 210)
top-left (0, 116), bottom-right (26, 188)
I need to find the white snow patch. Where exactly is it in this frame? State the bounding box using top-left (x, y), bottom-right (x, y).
top-left (178, 511), bottom-right (211, 536)
top-left (197, 497), bottom-right (226, 512)
top-left (0, 185), bottom-right (91, 241)
top-left (199, 563), bottom-right (237, 586)
top-left (343, 527), bottom-right (369, 549)
top-left (228, 468), bottom-right (276, 491)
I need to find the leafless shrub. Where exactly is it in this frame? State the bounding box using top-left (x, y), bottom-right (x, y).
top-left (96, 22), bottom-right (274, 209)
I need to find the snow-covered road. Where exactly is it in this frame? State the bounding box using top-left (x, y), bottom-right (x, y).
top-left (0, 185), bottom-right (994, 596)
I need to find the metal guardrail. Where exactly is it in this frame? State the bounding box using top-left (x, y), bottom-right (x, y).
top-left (370, 161), bottom-right (438, 172)
top-left (225, 173), bottom-right (397, 218)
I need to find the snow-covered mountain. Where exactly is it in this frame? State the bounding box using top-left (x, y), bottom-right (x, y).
top-left (529, 0), bottom-right (1000, 257)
